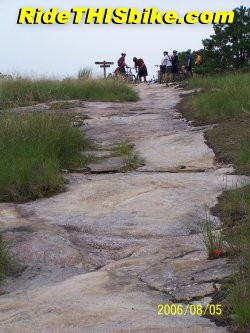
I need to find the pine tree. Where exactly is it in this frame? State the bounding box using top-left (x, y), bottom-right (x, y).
top-left (202, 6), bottom-right (250, 71)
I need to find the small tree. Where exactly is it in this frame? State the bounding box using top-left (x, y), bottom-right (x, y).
top-left (202, 6), bottom-right (250, 71)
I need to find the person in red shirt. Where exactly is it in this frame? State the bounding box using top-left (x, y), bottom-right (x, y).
top-left (133, 57), bottom-right (148, 82)
top-left (115, 53), bottom-right (128, 77)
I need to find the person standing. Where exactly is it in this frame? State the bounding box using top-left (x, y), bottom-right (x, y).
top-left (133, 57), bottom-right (148, 82)
top-left (171, 50), bottom-right (179, 81)
top-left (184, 50), bottom-right (193, 77)
top-left (165, 51), bottom-right (172, 84)
top-left (193, 50), bottom-right (204, 76)
top-left (194, 50), bottom-right (203, 66)
top-left (160, 51), bottom-right (168, 83)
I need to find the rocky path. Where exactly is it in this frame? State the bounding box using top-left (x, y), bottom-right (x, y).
top-left (0, 84), bottom-right (248, 333)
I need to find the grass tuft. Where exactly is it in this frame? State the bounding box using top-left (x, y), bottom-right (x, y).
top-left (0, 235), bottom-right (19, 281)
top-left (112, 141), bottom-right (134, 156)
top-left (111, 141), bottom-right (144, 172)
top-left (78, 67), bottom-right (93, 80)
top-left (0, 112), bottom-right (91, 202)
top-left (122, 152), bottom-right (142, 172)
top-left (200, 219), bottom-right (224, 259)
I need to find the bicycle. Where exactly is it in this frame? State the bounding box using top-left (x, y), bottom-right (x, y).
top-left (174, 70), bottom-right (186, 82)
top-left (124, 67), bottom-right (137, 83)
top-left (108, 67), bottom-right (137, 83)
top-left (154, 65), bottom-right (164, 84)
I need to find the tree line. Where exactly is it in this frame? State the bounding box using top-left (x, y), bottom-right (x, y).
top-left (179, 6), bottom-right (250, 74)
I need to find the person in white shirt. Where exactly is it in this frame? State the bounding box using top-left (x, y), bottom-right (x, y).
top-left (164, 51), bottom-right (172, 84)
top-left (160, 51), bottom-right (168, 83)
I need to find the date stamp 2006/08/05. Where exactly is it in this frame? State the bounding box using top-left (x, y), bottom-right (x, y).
top-left (158, 304), bottom-right (222, 316)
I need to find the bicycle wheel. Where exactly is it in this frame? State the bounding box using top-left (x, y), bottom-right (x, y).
top-left (178, 72), bottom-right (186, 81)
top-left (126, 74), bottom-right (136, 83)
top-left (130, 74), bottom-right (136, 82)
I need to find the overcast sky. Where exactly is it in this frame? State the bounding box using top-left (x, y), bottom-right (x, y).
top-left (1, 0), bottom-right (249, 79)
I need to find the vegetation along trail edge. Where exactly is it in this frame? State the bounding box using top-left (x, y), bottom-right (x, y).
top-left (0, 84), bottom-right (249, 332)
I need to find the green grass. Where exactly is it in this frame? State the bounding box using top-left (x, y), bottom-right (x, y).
top-left (180, 73), bottom-right (250, 174)
top-left (111, 141), bottom-right (144, 172)
top-left (49, 101), bottom-right (81, 110)
top-left (180, 72), bottom-right (250, 330)
top-left (0, 235), bottom-right (11, 281)
top-left (200, 220), bottom-right (224, 259)
top-left (211, 186), bottom-right (250, 330)
top-left (0, 112), bottom-right (91, 202)
top-left (0, 235), bottom-right (18, 282)
top-left (183, 73), bottom-right (250, 124)
top-left (0, 77), bottom-right (139, 109)
top-left (78, 67), bottom-right (93, 80)
top-left (122, 152), bottom-right (143, 172)
top-left (205, 117), bottom-right (250, 174)
top-left (212, 186), bottom-right (250, 257)
top-left (228, 261), bottom-right (250, 329)
top-left (112, 141), bottom-right (134, 156)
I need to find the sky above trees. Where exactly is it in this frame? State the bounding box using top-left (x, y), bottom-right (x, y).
top-left (1, 0), bottom-right (249, 78)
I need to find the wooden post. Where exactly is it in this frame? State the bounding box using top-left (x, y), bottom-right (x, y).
top-left (95, 61), bottom-right (114, 78)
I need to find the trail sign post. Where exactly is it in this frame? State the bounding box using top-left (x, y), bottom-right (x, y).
top-left (95, 61), bottom-right (114, 78)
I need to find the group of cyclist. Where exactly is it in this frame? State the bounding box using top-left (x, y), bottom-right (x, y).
top-left (114, 50), bottom-right (203, 83)
top-left (160, 49), bottom-right (203, 83)
top-left (115, 53), bottom-right (148, 82)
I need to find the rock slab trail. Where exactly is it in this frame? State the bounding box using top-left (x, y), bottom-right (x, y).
top-left (0, 85), bottom-right (248, 333)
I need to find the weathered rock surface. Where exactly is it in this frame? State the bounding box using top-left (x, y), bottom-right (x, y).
top-left (88, 156), bottom-right (124, 173)
top-left (0, 84), bottom-right (249, 333)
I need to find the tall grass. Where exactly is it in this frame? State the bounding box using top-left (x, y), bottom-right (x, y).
top-left (213, 185), bottom-right (250, 256)
top-left (182, 73), bottom-right (250, 174)
top-left (0, 235), bottom-right (13, 281)
top-left (78, 67), bottom-right (93, 80)
top-left (228, 262), bottom-right (250, 329)
top-left (200, 220), bottom-right (224, 259)
top-left (0, 233), bottom-right (23, 281)
top-left (186, 73), bottom-right (250, 123)
top-left (182, 72), bottom-right (250, 329)
top-left (211, 185), bottom-right (250, 330)
top-left (0, 112), bottom-right (90, 202)
top-left (205, 119), bottom-right (250, 174)
top-left (0, 77), bottom-right (138, 109)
